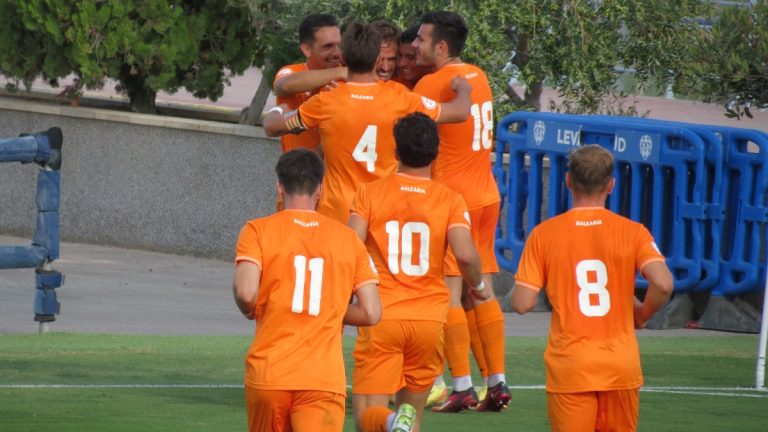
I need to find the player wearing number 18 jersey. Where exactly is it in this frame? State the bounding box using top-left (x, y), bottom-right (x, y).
top-left (233, 149), bottom-right (381, 432)
top-left (513, 145), bottom-right (673, 431)
top-left (413, 11), bottom-right (507, 413)
top-left (264, 22), bottom-right (472, 225)
top-left (349, 113), bottom-right (483, 432)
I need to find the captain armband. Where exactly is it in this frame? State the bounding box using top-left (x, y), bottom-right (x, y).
top-left (284, 110), bottom-right (307, 135)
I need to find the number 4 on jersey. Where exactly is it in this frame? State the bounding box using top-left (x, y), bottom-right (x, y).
top-left (352, 125), bottom-right (377, 172)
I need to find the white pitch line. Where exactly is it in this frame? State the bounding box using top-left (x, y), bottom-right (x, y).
top-left (1, 384), bottom-right (767, 398)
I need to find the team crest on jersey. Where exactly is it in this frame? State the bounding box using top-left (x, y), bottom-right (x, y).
top-left (421, 96), bottom-right (438, 110)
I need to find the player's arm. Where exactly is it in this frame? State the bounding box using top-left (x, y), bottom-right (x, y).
top-left (273, 67), bottom-right (347, 97)
top-left (232, 261), bottom-right (261, 320)
top-left (343, 283), bottom-right (381, 326)
top-left (263, 104), bottom-right (307, 137)
top-left (511, 283), bottom-right (539, 314)
top-left (435, 76), bottom-right (472, 124)
top-left (347, 213), bottom-right (369, 242)
top-left (634, 261), bottom-right (674, 328)
top-left (447, 226), bottom-right (485, 299)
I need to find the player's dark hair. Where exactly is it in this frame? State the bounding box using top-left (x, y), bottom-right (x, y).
top-left (420, 11), bottom-right (468, 57)
top-left (394, 112), bottom-right (439, 168)
top-left (276, 149), bottom-right (325, 195)
top-left (371, 20), bottom-right (401, 45)
top-left (400, 25), bottom-right (419, 44)
top-left (567, 145), bottom-right (614, 195)
top-left (341, 22), bottom-right (382, 74)
top-left (299, 14), bottom-right (338, 45)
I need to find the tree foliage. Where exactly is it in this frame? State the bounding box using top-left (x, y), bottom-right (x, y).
top-left (0, 0), bottom-right (259, 113)
top-left (675, 0), bottom-right (768, 119)
top-left (239, 0), bottom-right (709, 118)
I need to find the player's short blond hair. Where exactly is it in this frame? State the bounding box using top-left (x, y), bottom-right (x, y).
top-left (567, 144), bottom-right (614, 195)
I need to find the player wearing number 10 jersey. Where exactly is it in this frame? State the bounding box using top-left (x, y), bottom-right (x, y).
top-left (233, 149), bottom-right (381, 432)
top-left (349, 113), bottom-right (484, 432)
top-left (513, 145), bottom-right (673, 431)
top-left (264, 22), bottom-right (472, 225)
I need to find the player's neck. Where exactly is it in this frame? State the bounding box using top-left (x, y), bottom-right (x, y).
top-left (282, 195), bottom-right (318, 211)
top-left (397, 164), bottom-right (432, 178)
top-left (436, 56), bottom-right (462, 70)
top-left (571, 193), bottom-right (609, 209)
top-left (348, 71), bottom-right (377, 83)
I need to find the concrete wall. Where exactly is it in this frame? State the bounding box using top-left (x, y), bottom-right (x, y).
top-left (0, 100), bottom-right (281, 260)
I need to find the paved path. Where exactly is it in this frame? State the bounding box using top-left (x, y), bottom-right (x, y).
top-left (0, 235), bottom-right (730, 337)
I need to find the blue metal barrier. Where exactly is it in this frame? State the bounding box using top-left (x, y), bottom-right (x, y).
top-left (0, 128), bottom-right (64, 328)
top-left (494, 112), bottom-right (709, 292)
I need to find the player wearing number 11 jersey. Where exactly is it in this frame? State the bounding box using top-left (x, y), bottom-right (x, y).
top-left (233, 149), bottom-right (381, 432)
top-left (512, 145), bottom-right (673, 431)
top-left (264, 22), bottom-right (472, 225)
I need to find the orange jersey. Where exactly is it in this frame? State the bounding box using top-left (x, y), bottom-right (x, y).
top-left (413, 63), bottom-right (500, 209)
top-left (299, 81), bottom-right (442, 224)
top-left (351, 172), bottom-right (469, 322)
top-left (273, 63), bottom-right (321, 152)
top-left (515, 207), bottom-right (665, 393)
top-left (235, 209), bottom-right (378, 395)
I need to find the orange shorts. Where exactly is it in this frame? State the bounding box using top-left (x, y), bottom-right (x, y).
top-left (245, 387), bottom-right (345, 432)
top-left (547, 389), bottom-right (639, 432)
top-left (444, 203), bottom-right (500, 276)
top-left (352, 319), bottom-right (444, 394)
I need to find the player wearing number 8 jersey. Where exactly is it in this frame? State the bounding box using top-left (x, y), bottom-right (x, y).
top-left (233, 149), bottom-right (381, 432)
top-left (264, 22), bottom-right (472, 225)
top-left (512, 145), bottom-right (673, 431)
top-left (349, 113), bottom-right (484, 432)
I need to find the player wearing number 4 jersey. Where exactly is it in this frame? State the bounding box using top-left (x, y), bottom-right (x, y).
top-left (349, 113), bottom-right (485, 432)
top-left (264, 22), bottom-right (472, 225)
top-left (513, 145), bottom-right (673, 432)
top-left (412, 11), bottom-right (507, 413)
top-left (233, 149), bottom-right (381, 432)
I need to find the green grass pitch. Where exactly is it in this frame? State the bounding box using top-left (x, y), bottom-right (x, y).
top-left (0, 333), bottom-right (765, 431)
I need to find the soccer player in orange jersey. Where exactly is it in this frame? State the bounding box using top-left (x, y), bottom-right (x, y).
top-left (272, 14), bottom-right (342, 153)
top-left (263, 22), bottom-right (472, 225)
top-left (412, 11), bottom-right (509, 412)
top-left (371, 20), bottom-right (401, 81)
top-left (512, 145), bottom-right (674, 432)
top-left (233, 149), bottom-right (382, 432)
top-left (275, 19), bottom-right (401, 95)
top-left (393, 26), bottom-right (433, 90)
top-left (349, 113), bottom-right (486, 432)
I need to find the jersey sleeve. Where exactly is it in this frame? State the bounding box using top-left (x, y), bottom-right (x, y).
top-left (273, 65), bottom-right (296, 86)
top-left (353, 237), bottom-right (379, 290)
top-left (404, 91), bottom-right (441, 121)
top-left (297, 93), bottom-right (326, 129)
top-left (235, 221), bottom-right (263, 268)
top-left (514, 227), bottom-right (545, 292)
top-left (635, 225), bottom-right (666, 271)
top-left (350, 183), bottom-right (371, 221)
top-left (447, 193), bottom-right (471, 231)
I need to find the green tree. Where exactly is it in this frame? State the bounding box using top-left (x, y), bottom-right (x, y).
top-left (238, 0), bottom-right (708, 121)
top-left (0, 0), bottom-right (259, 113)
top-left (675, 0), bottom-right (768, 119)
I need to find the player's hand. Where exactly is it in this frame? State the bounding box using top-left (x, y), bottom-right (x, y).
top-left (451, 76), bottom-right (472, 94)
top-left (468, 285), bottom-right (490, 301)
